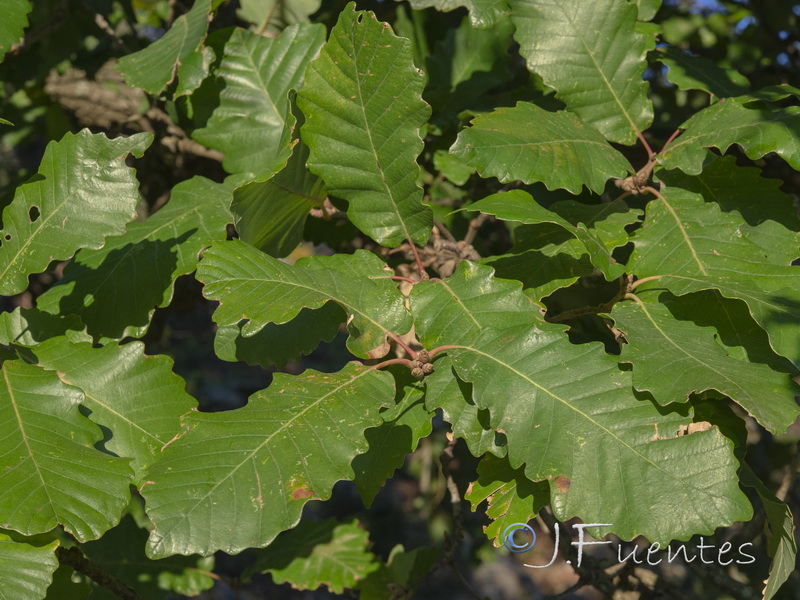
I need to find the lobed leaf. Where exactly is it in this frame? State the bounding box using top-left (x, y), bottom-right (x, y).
top-left (198, 239), bottom-right (411, 359)
top-left (231, 136), bottom-right (325, 258)
top-left (0, 130), bottom-right (152, 297)
top-left (612, 297), bottom-right (800, 434)
top-left (0, 0), bottom-right (30, 58)
top-left (740, 465), bottom-right (798, 600)
top-left (0, 361), bottom-right (133, 541)
top-left (353, 376), bottom-right (433, 507)
top-left (451, 103), bottom-right (632, 194)
top-left (447, 326), bottom-right (752, 543)
top-left (142, 363), bottom-right (394, 557)
top-left (627, 187), bottom-right (800, 367)
top-left (30, 338), bottom-right (198, 484)
top-left (237, 0), bottom-right (322, 35)
top-left (424, 356), bottom-right (506, 458)
top-left (465, 454), bottom-right (548, 547)
top-left (193, 24), bottom-right (326, 175)
top-left (508, 0), bottom-right (654, 144)
top-left (657, 155), bottom-right (800, 231)
top-left (411, 259), bottom-right (544, 349)
top-left (658, 102), bottom-right (800, 175)
top-left (214, 303), bottom-right (344, 370)
top-left (408, 0), bottom-right (510, 29)
top-left (116, 0), bottom-right (212, 95)
top-left (35, 175), bottom-right (233, 341)
top-left (248, 519), bottom-right (379, 593)
top-left (656, 46), bottom-right (750, 98)
top-left (0, 533), bottom-right (58, 600)
top-left (467, 190), bottom-right (634, 279)
top-left (297, 4), bottom-right (432, 247)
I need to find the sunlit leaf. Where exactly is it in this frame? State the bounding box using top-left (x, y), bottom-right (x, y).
top-left (408, 0), bottom-right (510, 29)
top-left (248, 519), bottom-right (379, 593)
top-left (35, 176), bottom-right (233, 341)
top-left (116, 0), bottom-right (212, 95)
top-left (659, 102), bottom-right (800, 175)
top-left (451, 103), bottom-right (632, 194)
top-left (612, 297), bottom-right (800, 434)
top-left (297, 4), bottom-right (432, 247)
top-left (0, 533), bottom-right (58, 600)
top-left (198, 240), bottom-right (411, 359)
top-left (0, 131), bottom-right (152, 297)
top-left (465, 454), bottom-right (547, 546)
top-left (447, 326), bottom-right (752, 543)
top-left (193, 24), bottom-right (326, 175)
top-left (508, 0), bottom-right (654, 144)
top-left (30, 337), bottom-right (197, 484)
top-left (142, 363), bottom-right (394, 557)
top-left (0, 361), bottom-right (133, 541)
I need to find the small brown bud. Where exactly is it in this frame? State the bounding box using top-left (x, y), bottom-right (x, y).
top-left (411, 367), bottom-right (424, 379)
top-left (416, 349), bottom-right (430, 363)
top-left (422, 363), bottom-right (434, 374)
top-left (410, 360), bottom-right (423, 369)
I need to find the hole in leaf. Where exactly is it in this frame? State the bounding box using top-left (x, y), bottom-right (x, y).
top-left (29, 205), bottom-right (40, 223)
top-left (3, 234), bottom-right (10, 241)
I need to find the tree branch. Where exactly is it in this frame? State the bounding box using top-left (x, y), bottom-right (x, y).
top-left (56, 546), bottom-right (149, 600)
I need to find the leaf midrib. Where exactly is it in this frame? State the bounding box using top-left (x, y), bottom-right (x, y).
top-left (452, 343), bottom-right (698, 485)
top-left (149, 365), bottom-right (380, 552)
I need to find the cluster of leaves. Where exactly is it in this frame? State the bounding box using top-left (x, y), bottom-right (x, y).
top-left (0, 0), bottom-right (798, 599)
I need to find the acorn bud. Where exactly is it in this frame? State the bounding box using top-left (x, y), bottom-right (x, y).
top-left (422, 363), bottom-right (434, 374)
top-left (411, 367), bottom-right (424, 379)
top-left (416, 349), bottom-right (431, 364)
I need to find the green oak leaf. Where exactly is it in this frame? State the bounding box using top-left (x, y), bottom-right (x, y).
top-left (0, 307), bottom-right (90, 346)
top-left (486, 239), bottom-right (594, 303)
top-left (407, 0), bottom-right (510, 29)
top-left (247, 519), bottom-right (379, 593)
top-left (611, 297), bottom-right (800, 434)
top-left (0, 0), bottom-right (30, 58)
top-left (628, 187), bottom-right (800, 367)
top-left (353, 375), bottom-right (433, 507)
top-left (0, 361), bottom-right (133, 541)
top-left (741, 465), bottom-right (797, 600)
top-left (466, 190), bottom-right (631, 279)
top-left (297, 4), bottom-right (433, 247)
top-left (411, 259), bottom-right (544, 349)
top-left (656, 46), bottom-right (750, 98)
top-left (0, 130), bottom-right (153, 297)
top-left (81, 516), bottom-right (214, 600)
top-left (116, 0), bottom-right (212, 95)
top-left (0, 533), bottom-right (58, 600)
top-left (659, 102), bottom-right (800, 175)
top-left (30, 337), bottom-right (197, 485)
top-left (508, 0), bottom-right (654, 144)
top-left (237, 0), bottom-right (322, 36)
top-left (656, 155), bottom-right (800, 231)
top-left (198, 240), bottom-right (412, 359)
top-left (424, 356), bottom-right (506, 458)
top-left (465, 454), bottom-right (548, 547)
top-left (447, 325), bottom-right (752, 543)
top-left (214, 303), bottom-right (344, 370)
top-left (193, 24), bottom-right (326, 175)
top-left (142, 363), bottom-right (394, 557)
top-left (451, 103), bottom-right (632, 194)
top-left (662, 290), bottom-right (797, 373)
top-left (231, 136), bottom-right (325, 258)
top-left (636, 0), bottom-right (661, 21)
top-left (35, 176), bottom-right (233, 342)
